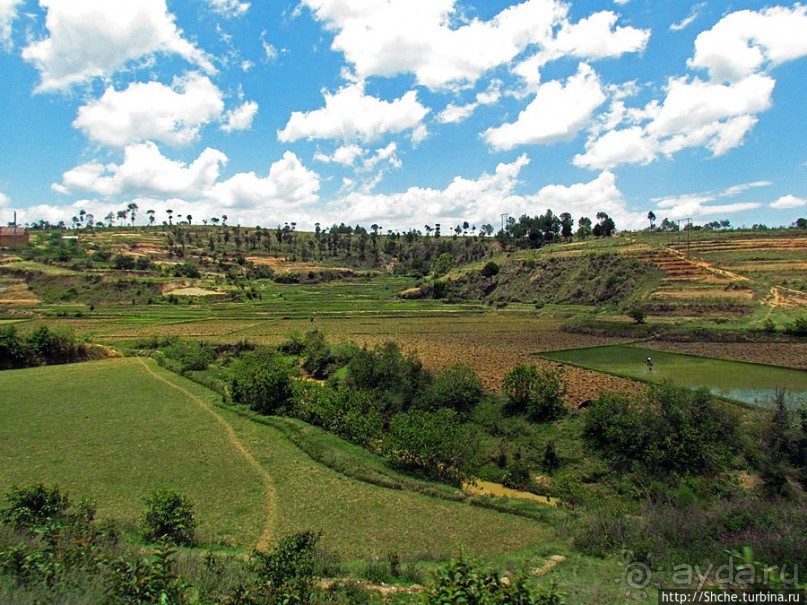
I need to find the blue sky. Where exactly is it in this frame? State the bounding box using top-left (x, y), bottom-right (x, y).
top-left (0, 0), bottom-right (805, 231)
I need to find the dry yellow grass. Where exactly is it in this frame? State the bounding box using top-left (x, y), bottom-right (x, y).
top-left (463, 481), bottom-right (560, 506)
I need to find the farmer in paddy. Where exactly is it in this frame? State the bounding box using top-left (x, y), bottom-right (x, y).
top-left (646, 356), bottom-right (653, 373)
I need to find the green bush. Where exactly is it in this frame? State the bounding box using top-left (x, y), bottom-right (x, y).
top-left (112, 254), bottom-right (136, 270)
top-left (784, 316), bottom-right (807, 336)
top-left (0, 326), bottom-right (29, 369)
top-left (344, 341), bottom-right (429, 416)
top-left (1, 484), bottom-right (70, 531)
top-left (173, 260), bottom-right (201, 278)
top-left (502, 455), bottom-right (533, 491)
top-left (627, 307), bottom-right (646, 324)
top-left (480, 261), bottom-right (500, 278)
top-left (162, 340), bottom-right (215, 372)
top-left (139, 488), bottom-right (196, 546)
top-left (291, 382), bottom-right (383, 448)
top-left (230, 351), bottom-right (295, 415)
top-left (26, 326), bottom-right (86, 365)
top-left (107, 546), bottom-right (186, 604)
top-left (251, 531), bottom-right (320, 604)
top-left (583, 382), bottom-right (741, 479)
top-left (385, 408), bottom-right (478, 485)
top-left (423, 364), bottom-right (484, 416)
top-left (423, 555), bottom-right (563, 604)
top-left (502, 364), bottom-right (567, 421)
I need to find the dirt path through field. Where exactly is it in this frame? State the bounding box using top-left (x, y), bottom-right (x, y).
top-left (663, 246), bottom-right (751, 282)
top-left (136, 358), bottom-right (277, 551)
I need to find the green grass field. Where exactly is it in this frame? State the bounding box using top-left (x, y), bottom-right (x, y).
top-left (0, 358), bottom-right (553, 561)
top-left (541, 345), bottom-right (807, 405)
top-left (0, 358), bottom-right (268, 549)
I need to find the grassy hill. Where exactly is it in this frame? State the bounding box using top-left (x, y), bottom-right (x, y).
top-left (0, 358), bottom-right (551, 560)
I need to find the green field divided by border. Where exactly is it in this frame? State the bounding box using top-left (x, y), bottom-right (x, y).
top-left (0, 358), bottom-right (549, 560)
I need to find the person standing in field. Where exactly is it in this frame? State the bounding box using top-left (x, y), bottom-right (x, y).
top-left (646, 356), bottom-right (653, 373)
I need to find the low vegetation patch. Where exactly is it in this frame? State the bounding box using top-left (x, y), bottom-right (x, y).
top-left (0, 325), bottom-right (104, 369)
top-left (422, 253), bottom-right (662, 307)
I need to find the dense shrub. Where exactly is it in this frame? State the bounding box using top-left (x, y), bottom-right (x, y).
top-left (0, 325), bottom-right (92, 369)
top-left (344, 341), bottom-right (429, 416)
top-left (230, 351), bottom-right (295, 415)
top-left (26, 326), bottom-right (85, 365)
top-left (422, 364), bottom-right (484, 416)
top-left (583, 382), bottom-right (741, 478)
top-left (291, 382), bottom-right (383, 448)
top-left (107, 547), bottom-right (186, 604)
top-left (173, 260), bottom-right (201, 278)
top-left (162, 340), bottom-right (215, 372)
top-left (502, 364), bottom-right (567, 421)
top-left (385, 408), bottom-right (478, 485)
top-left (112, 253), bottom-right (136, 270)
top-left (287, 329), bottom-right (356, 380)
top-left (251, 531), bottom-right (320, 604)
top-left (139, 488), bottom-right (196, 547)
top-left (0, 326), bottom-right (29, 369)
top-left (760, 390), bottom-right (806, 494)
top-left (627, 307), bottom-right (646, 324)
top-left (1, 484), bottom-right (70, 531)
top-left (423, 555), bottom-right (563, 604)
top-left (784, 316), bottom-right (807, 336)
top-left (480, 261), bottom-right (500, 277)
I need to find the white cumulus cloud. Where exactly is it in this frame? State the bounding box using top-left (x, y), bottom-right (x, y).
top-left (546, 10), bottom-right (650, 60)
top-left (770, 195), bottom-right (806, 210)
top-left (651, 180), bottom-right (773, 220)
top-left (485, 63), bottom-right (606, 150)
top-left (23, 0), bottom-right (215, 92)
top-left (574, 126), bottom-right (659, 169)
top-left (221, 100), bottom-right (258, 133)
top-left (321, 154), bottom-right (644, 231)
top-left (278, 82), bottom-right (429, 144)
top-left (208, 151), bottom-right (320, 209)
top-left (689, 5), bottom-right (807, 82)
top-left (74, 73), bottom-right (225, 148)
top-left (51, 144), bottom-right (320, 221)
top-left (302, 0), bottom-right (565, 90)
top-left (53, 142), bottom-right (228, 198)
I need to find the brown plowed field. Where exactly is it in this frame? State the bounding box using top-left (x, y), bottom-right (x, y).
top-left (344, 329), bottom-right (643, 406)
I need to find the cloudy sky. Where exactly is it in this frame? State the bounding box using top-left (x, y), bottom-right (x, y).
top-left (0, 0), bottom-right (805, 231)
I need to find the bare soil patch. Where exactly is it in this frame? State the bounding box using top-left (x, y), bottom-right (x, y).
top-left (245, 256), bottom-right (354, 275)
top-left (164, 287), bottom-right (222, 297)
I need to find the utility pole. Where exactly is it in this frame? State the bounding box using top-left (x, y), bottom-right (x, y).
top-left (676, 217), bottom-right (693, 257)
